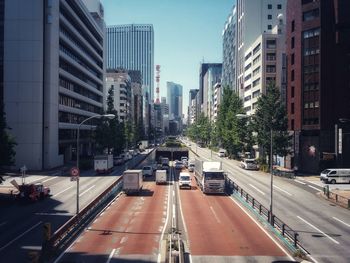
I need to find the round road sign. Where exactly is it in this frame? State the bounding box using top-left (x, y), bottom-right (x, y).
top-left (70, 167), bottom-right (80, 177)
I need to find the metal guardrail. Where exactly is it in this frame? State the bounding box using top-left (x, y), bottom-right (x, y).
top-left (323, 185), bottom-right (350, 209)
top-left (44, 149), bottom-right (155, 258)
top-left (225, 177), bottom-right (307, 253)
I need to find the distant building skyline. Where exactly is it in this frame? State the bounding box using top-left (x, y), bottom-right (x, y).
top-left (167, 82), bottom-right (183, 121)
top-left (106, 24), bottom-right (154, 101)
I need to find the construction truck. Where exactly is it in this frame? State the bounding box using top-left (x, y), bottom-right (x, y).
top-left (0, 179), bottom-right (50, 201)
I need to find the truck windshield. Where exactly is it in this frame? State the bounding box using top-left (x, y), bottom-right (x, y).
top-left (204, 172), bottom-right (224, 180)
top-left (180, 176), bottom-right (190, 181)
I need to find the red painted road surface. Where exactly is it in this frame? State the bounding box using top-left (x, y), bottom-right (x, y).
top-left (57, 181), bottom-right (168, 262)
top-left (179, 172), bottom-right (292, 262)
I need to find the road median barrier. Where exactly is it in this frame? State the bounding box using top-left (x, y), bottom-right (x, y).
top-left (42, 148), bottom-right (156, 261)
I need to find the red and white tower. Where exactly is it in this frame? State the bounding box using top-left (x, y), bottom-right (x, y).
top-left (155, 65), bottom-right (161, 104)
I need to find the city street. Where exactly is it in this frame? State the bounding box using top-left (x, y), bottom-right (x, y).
top-left (0, 151), bottom-right (152, 262)
top-left (189, 141), bottom-right (350, 263)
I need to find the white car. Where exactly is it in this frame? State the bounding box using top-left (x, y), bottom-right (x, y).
top-left (179, 172), bottom-right (191, 189)
top-left (218, 149), bottom-right (226, 157)
top-left (142, 166), bottom-right (153, 177)
top-left (240, 159), bottom-right (259, 170)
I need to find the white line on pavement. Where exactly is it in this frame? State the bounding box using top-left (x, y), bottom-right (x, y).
top-left (0, 221), bottom-right (43, 251)
top-left (297, 216), bottom-right (339, 244)
top-left (210, 206), bottom-right (221, 223)
top-left (308, 185), bottom-right (321, 191)
top-left (248, 184), bottom-right (265, 195)
top-left (52, 186), bottom-right (74, 197)
top-left (333, 217), bottom-right (350, 228)
top-left (42, 176), bottom-right (58, 183)
top-left (294, 179), bottom-right (306, 185)
top-left (229, 196), bottom-right (294, 261)
top-left (106, 248), bottom-right (116, 263)
top-left (273, 185), bottom-right (293, 196)
top-left (79, 185), bottom-right (96, 197)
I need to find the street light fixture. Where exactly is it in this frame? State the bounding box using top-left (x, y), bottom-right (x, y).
top-left (76, 113), bottom-right (115, 215)
top-left (236, 113), bottom-right (274, 225)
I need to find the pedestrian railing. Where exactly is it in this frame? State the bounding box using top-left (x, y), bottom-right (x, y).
top-left (225, 177), bottom-right (307, 253)
top-left (323, 185), bottom-right (350, 209)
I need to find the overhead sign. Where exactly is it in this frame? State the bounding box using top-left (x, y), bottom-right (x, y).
top-left (70, 167), bottom-right (80, 181)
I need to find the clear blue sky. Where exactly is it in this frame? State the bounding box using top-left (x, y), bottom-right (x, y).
top-left (101, 0), bottom-right (235, 116)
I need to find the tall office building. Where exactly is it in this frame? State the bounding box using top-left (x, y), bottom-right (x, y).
top-left (203, 65), bottom-right (222, 120)
top-left (222, 5), bottom-right (237, 90)
top-left (106, 24), bottom-right (154, 102)
top-left (287, 0), bottom-right (350, 173)
top-left (236, 0), bottom-right (286, 95)
top-left (3, 0), bottom-right (105, 170)
top-left (187, 89), bottom-right (198, 125)
top-left (166, 82), bottom-right (183, 121)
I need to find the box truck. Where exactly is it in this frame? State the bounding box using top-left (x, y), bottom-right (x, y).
top-left (123, 170), bottom-right (143, 195)
top-left (94, 155), bottom-right (113, 173)
top-left (156, 170), bottom-right (167, 185)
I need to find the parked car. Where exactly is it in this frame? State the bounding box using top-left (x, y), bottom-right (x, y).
top-left (174, 160), bottom-right (184, 169)
top-left (320, 168), bottom-right (350, 184)
top-left (142, 166), bottom-right (153, 177)
top-left (240, 159), bottom-right (259, 170)
top-left (113, 156), bottom-right (124, 166)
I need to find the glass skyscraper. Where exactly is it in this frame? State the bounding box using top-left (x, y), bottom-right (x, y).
top-left (167, 82), bottom-right (183, 120)
top-left (106, 24), bottom-right (154, 101)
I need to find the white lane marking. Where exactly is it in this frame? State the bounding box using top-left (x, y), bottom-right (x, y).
top-left (42, 176), bottom-right (58, 183)
top-left (0, 221), bottom-right (43, 251)
top-left (79, 185), bottom-right (95, 197)
top-left (297, 216), bottom-right (339, 244)
top-left (210, 206), bottom-right (221, 224)
top-left (157, 169), bottom-right (171, 263)
top-left (173, 190), bottom-right (175, 197)
top-left (229, 196), bottom-right (294, 261)
top-left (106, 248), bottom-right (116, 263)
top-left (294, 179), bottom-right (306, 185)
top-left (308, 185), bottom-right (321, 191)
top-left (333, 217), bottom-right (350, 228)
top-left (248, 184), bottom-right (265, 195)
top-left (52, 186), bottom-right (73, 197)
top-left (273, 185), bottom-right (292, 196)
top-left (0, 222), bottom-right (7, 227)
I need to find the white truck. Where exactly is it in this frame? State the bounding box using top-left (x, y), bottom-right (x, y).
top-left (194, 159), bottom-right (225, 194)
top-left (139, 140), bottom-right (149, 150)
top-left (123, 170), bottom-right (143, 194)
top-left (94, 154), bottom-right (113, 173)
top-left (156, 170), bottom-right (167, 185)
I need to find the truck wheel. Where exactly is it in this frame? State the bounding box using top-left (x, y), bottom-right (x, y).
top-left (330, 179), bottom-right (336, 184)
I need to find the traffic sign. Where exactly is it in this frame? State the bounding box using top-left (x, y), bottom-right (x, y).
top-left (70, 167), bottom-right (80, 181)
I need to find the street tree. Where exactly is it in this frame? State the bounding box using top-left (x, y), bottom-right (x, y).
top-left (0, 100), bottom-right (16, 170)
top-left (252, 84), bottom-right (290, 164)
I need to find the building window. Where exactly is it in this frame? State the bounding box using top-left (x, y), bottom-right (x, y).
top-left (268, 24), bottom-right (272, 30)
top-left (291, 119), bottom-right (294, 130)
top-left (303, 8), bottom-right (319, 21)
top-left (302, 0), bottom-right (313, 4)
top-left (245, 52), bottom-right (252, 61)
top-left (266, 65), bottom-right (276, 73)
top-left (244, 95), bottom-right (251, 102)
top-left (291, 37), bottom-right (295, 49)
top-left (267, 52), bottom-right (276, 61)
top-left (268, 14), bottom-right (272, 20)
top-left (253, 55), bottom-right (261, 65)
top-left (253, 43), bottom-right (261, 55)
top-left (277, 4), bottom-right (282, 9)
top-left (291, 86), bottom-right (295, 98)
top-left (268, 4), bottom-right (272, 9)
top-left (253, 90), bottom-right (260, 98)
top-left (291, 103), bottom-right (295, 114)
top-left (291, 70), bottom-right (295, 81)
top-left (266, 39), bottom-right (276, 49)
top-left (291, 20), bottom-right (295, 32)
top-left (291, 53), bottom-right (295, 65)
top-left (253, 78), bottom-right (260, 87)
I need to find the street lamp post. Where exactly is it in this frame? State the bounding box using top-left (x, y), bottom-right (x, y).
top-left (76, 113), bottom-right (115, 215)
top-left (236, 113), bottom-right (274, 225)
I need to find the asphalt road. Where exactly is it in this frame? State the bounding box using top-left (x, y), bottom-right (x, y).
top-left (189, 142), bottom-right (350, 263)
top-left (0, 150), bottom-right (153, 263)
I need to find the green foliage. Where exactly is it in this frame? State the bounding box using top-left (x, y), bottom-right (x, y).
top-left (94, 86), bottom-right (124, 155)
top-left (252, 84), bottom-right (290, 164)
top-left (216, 87), bottom-right (246, 157)
top-left (0, 101), bottom-right (16, 168)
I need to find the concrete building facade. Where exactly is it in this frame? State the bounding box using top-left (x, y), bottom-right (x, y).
top-left (3, 0), bottom-right (105, 170)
